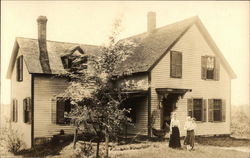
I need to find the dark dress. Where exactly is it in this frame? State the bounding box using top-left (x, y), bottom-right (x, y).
top-left (169, 127), bottom-right (181, 148)
top-left (184, 130), bottom-right (195, 148)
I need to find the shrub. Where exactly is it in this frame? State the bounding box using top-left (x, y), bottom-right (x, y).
top-left (231, 105), bottom-right (250, 138)
top-left (0, 120), bottom-right (25, 153)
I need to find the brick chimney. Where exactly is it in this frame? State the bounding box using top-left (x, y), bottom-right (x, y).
top-left (147, 12), bottom-right (156, 33)
top-left (37, 16), bottom-right (51, 74)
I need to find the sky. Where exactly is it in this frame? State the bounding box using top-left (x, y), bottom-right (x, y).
top-left (1, 1), bottom-right (249, 105)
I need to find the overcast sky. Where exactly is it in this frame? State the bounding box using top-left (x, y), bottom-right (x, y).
top-left (1, 1), bottom-right (249, 105)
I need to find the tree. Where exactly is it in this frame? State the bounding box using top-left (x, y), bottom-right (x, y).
top-left (58, 17), bottom-right (138, 157)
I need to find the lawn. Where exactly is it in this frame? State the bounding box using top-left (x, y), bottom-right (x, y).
top-left (1, 136), bottom-right (249, 158)
top-left (109, 142), bottom-right (249, 158)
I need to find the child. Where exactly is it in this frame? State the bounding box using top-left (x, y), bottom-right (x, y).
top-left (184, 117), bottom-right (197, 150)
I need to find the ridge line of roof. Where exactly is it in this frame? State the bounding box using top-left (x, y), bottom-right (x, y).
top-left (16, 37), bottom-right (100, 47)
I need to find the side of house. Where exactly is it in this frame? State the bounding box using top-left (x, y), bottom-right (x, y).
top-left (33, 75), bottom-right (75, 144)
top-left (10, 46), bottom-right (32, 148)
top-left (150, 24), bottom-right (231, 136)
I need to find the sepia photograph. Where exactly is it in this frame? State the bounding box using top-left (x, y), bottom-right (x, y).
top-left (0, 1), bottom-right (249, 158)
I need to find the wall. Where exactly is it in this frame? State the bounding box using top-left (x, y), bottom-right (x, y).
top-left (151, 24), bottom-right (231, 136)
top-left (33, 75), bottom-right (74, 140)
top-left (10, 49), bottom-right (32, 148)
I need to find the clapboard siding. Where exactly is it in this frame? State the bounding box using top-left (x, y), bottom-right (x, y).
top-left (151, 24), bottom-right (231, 136)
top-left (33, 76), bottom-right (75, 138)
top-left (11, 50), bottom-right (32, 148)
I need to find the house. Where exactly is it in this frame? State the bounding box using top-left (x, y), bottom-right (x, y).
top-left (6, 12), bottom-right (236, 148)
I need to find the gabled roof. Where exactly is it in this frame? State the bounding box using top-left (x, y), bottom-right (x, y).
top-left (115, 16), bottom-right (236, 79)
top-left (7, 16), bottom-right (236, 79)
top-left (7, 37), bottom-right (100, 78)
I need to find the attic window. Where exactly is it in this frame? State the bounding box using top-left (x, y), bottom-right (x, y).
top-left (17, 55), bottom-right (23, 82)
top-left (61, 56), bottom-right (73, 69)
top-left (201, 56), bottom-right (220, 80)
top-left (61, 47), bottom-right (88, 70)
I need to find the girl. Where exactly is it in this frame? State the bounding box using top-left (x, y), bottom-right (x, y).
top-left (184, 117), bottom-right (197, 150)
top-left (169, 112), bottom-right (181, 148)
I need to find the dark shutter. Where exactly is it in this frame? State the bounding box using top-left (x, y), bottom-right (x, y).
top-left (23, 99), bottom-right (27, 123)
top-left (27, 97), bottom-right (32, 124)
top-left (17, 56), bottom-right (23, 81)
top-left (202, 99), bottom-right (207, 122)
top-left (20, 56), bottom-right (23, 81)
top-left (215, 57), bottom-right (220, 81)
top-left (171, 51), bottom-right (182, 78)
top-left (14, 99), bottom-right (18, 122)
top-left (51, 98), bottom-right (57, 124)
top-left (201, 56), bottom-right (207, 80)
top-left (56, 99), bottom-right (65, 124)
top-left (221, 99), bottom-right (226, 122)
top-left (187, 99), bottom-right (193, 117)
top-left (208, 99), bottom-right (214, 122)
top-left (170, 52), bottom-right (175, 77)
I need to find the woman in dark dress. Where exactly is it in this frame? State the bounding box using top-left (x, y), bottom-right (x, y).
top-left (169, 112), bottom-right (181, 148)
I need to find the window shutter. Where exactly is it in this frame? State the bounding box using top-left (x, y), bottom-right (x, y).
top-left (208, 99), bottom-right (214, 122)
top-left (221, 99), bottom-right (226, 122)
top-left (27, 97), bottom-right (32, 124)
top-left (215, 58), bottom-right (220, 81)
top-left (11, 99), bottom-right (14, 122)
top-left (56, 99), bottom-right (65, 124)
top-left (187, 99), bottom-right (193, 117)
top-left (20, 56), bottom-right (23, 81)
top-left (201, 56), bottom-right (207, 80)
top-left (170, 52), bottom-right (175, 77)
top-left (176, 52), bottom-right (182, 78)
top-left (23, 99), bottom-right (27, 123)
top-left (13, 99), bottom-right (18, 122)
top-left (51, 98), bottom-right (57, 124)
top-left (202, 99), bottom-right (207, 122)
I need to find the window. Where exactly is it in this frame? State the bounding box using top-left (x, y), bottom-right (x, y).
top-left (61, 56), bottom-right (73, 69)
top-left (56, 98), bottom-right (72, 124)
top-left (170, 51), bottom-right (182, 78)
top-left (208, 99), bottom-right (226, 122)
top-left (201, 56), bottom-right (220, 80)
top-left (187, 98), bottom-right (206, 122)
top-left (17, 56), bottom-right (23, 81)
top-left (12, 99), bottom-right (18, 122)
top-left (23, 97), bottom-right (32, 124)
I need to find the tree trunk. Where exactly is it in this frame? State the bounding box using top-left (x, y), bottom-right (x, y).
top-left (96, 137), bottom-right (100, 158)
top-left (73, 127), bottom-right (78, 149)
top-left (105, 128), bottom-right (109, 158)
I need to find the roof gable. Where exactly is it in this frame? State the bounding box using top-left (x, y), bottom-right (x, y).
top-left (116, 16), bottom-right (236, 79)
top-left (7, 37), bottom-right (100, 78)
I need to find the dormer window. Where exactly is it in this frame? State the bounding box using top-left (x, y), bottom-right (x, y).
top-left (61, 46), bottom-right (88, 70)
top-left (61, 56), bottom-right (73, 69)
top-left (17, 55), bottom-right (23, 82)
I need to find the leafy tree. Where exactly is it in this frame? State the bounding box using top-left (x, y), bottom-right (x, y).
top-left (58, 17), bottom-right (138, 157)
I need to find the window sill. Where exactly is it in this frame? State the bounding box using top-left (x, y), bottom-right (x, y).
top-left (170, 76), bottom-right (182, 79)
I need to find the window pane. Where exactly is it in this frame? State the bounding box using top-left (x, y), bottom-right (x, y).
top-left (214, 110), bottom-right (221, 121)
top-left (193, 99), bottom-right (202, 121)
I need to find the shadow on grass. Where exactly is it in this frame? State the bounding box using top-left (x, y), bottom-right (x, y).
top-left (15, 138), bottom-right (72, 157)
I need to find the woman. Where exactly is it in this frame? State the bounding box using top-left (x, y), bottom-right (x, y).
top-left (169, 112), bottom-right (181, 148)
top-left (184, 117), bottom-right (197, 150)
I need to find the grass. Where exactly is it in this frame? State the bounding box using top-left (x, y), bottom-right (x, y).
top-left (2, 135), bottom-right (249, 158)
top-left (109, 142), bottom-right (249, 158)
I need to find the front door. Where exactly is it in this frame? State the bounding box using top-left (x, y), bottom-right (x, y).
top-left (160, 93), bottom-right (178, 129)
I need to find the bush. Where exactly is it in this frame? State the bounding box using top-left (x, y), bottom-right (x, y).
top-left (0, 120), bottom-right (25, 153)
top-left (231, 105), bottom-right (250, 138)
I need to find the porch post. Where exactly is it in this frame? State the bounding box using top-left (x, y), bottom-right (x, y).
top-left (147, 87), bottom-right (151, 137)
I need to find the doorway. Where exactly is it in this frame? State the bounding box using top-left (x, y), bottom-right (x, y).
top-left (160, 93), bottom-right (179, 129)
